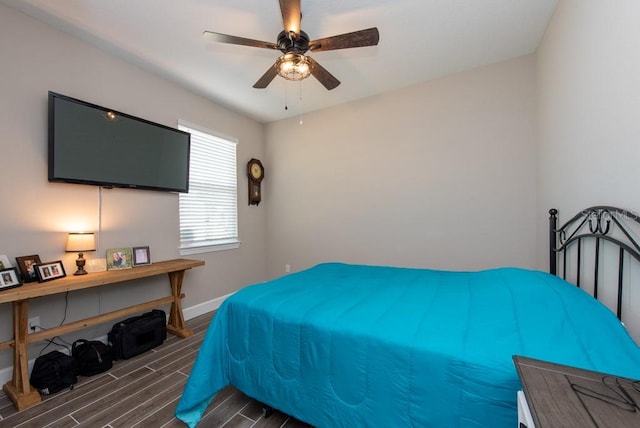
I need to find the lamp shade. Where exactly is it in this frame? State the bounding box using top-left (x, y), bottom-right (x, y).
top-left (65, 232), bottom-right (96, 252)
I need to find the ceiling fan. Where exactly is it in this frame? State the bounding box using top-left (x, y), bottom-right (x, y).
top-left (203, 0), bottom-right (379, 90)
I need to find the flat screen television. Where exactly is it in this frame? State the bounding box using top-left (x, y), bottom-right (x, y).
top-left (48, 91), bottom-right (190, 193)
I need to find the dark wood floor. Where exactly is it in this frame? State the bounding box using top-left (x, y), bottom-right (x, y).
top-left (0, 311), bottom-right (311, 428)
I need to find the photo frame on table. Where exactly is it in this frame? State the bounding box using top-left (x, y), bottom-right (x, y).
top-left (35, 260), bottom-right (66, 282)
top-left (132, 246), bottom-right (151, 266)
top-left (15, 254), bottom-right (42, 283)
top-left (106, 248), bottom-right (133, 270)
top-left (0, 267), bottom-right (22, 290)
top-left (0, 254), bottom-right (11, 270)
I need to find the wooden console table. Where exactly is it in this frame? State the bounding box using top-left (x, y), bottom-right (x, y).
top-left (0, 258), bottom-right (204, 411)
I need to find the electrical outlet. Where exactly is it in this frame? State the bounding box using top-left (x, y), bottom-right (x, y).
top-left (285, 264), bottom-right (291, 273)
top-left (28, 316), bottom-right (40, 331)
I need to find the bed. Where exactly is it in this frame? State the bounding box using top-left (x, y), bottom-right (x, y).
top-left (176, 207), bottom-right (640, 427)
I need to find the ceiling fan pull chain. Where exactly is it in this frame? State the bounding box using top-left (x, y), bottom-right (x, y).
top-left (284, 81), bottom-right (289, 110)
top-left (299, 81), bottom-right (304, 125)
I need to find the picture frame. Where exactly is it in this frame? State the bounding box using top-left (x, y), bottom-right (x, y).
top-left (132, 246), bottom-right (151, 266)
top-left (106, 248), bottom-right (133, 270)
top-left (15, 254), bottom-right (42, 283)
top-left (0, 254), bottom-right (11, 270)
top-left (0, 267), bottom-right (22, 291)
top-left (35, 260), bottom-right (66, 282)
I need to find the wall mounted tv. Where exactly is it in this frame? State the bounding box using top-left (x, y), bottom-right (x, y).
top-left (48, 91), bottom-right (190, 193)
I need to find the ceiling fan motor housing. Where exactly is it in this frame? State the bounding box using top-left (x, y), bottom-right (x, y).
top-left (277, 30), bottom-right (310, 54)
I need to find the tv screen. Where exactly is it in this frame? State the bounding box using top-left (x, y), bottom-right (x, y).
top-left (48, 91), bottom-right (190, 193)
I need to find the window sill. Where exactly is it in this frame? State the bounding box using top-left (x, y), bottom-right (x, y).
top-left (179, 240), bottom-right (241, 256)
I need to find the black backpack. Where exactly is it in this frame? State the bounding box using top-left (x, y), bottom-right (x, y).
top-left (72, 339), bottom-right (113, 376)
top-left (30, 350), bottom-right (77, 395)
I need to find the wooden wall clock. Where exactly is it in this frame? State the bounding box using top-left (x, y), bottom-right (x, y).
top-left (247, 158), bottom-right (264, 205)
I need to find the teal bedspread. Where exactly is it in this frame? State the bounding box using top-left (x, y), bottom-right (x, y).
top-left (176, 263), bottom-right (640, 427)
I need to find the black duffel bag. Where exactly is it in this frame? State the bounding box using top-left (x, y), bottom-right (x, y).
top-left (72, 339), bottom-right (113, 376)
top-left (30, 350), bottom-right (77, 395)
top-left (108, 309), bottom-right (167, 360)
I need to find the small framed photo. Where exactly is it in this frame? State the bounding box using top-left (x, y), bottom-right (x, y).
top-left (35, 260), bottom-right (66, 282)
top-left (106, 248), bottom-right (133, 270)
top-left (0, 254), bottom-right (11, 270)
top-left (132, 246), bottom-right (151, 266)
top-left (0, 267), bottom-right (22, 290)
top-left (16, 255), bottom-right (42, 283)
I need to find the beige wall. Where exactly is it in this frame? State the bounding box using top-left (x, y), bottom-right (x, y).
top-left (265, 55), bottom-right (538, 278)
top-left (0, 4), bottom-right (267, 371)
top-left (537, 0), bottom-right (640, 339)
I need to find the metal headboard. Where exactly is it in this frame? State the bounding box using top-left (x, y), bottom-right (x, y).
top-left (549, 206), bottom-right (640, 319)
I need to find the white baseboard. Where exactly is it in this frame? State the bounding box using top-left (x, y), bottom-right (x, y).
top-left (0, 293), bottom-right (232, 395)
top-left (183, 292), bottom-right (232, 320)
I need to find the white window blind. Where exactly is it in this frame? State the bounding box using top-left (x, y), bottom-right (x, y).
top-left (178, 120), bottom-right (238, 254)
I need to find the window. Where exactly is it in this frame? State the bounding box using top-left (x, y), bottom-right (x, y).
top-left (178, 120), bottom-right (238, 254)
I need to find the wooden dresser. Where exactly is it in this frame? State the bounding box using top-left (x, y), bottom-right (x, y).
top-left (514, 355), bottom-right (640, 428)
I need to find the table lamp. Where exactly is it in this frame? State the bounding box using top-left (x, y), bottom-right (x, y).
top-left (65, 232), bottom-right (96, 275)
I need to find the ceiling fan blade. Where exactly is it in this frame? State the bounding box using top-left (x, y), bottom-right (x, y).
top-left (203, 31), bottom-right (278, 50)
top-left (309, 27), bottom-right (379, 52)
top-left (279, 0), bottom-right (301, 38)
top-left (253, 62), bottom-right (279, 89)
top-left (307, 57), bottom-right (340, 90)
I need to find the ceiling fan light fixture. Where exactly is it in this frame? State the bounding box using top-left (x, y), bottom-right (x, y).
top-left (277, 53), bottom-right (312, 81)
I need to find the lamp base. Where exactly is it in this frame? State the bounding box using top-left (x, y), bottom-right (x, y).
top-left (74, 253), bottom-right (88, 275)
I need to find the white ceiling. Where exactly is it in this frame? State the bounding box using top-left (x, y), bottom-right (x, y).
top-left (2, 0), bottom-right (558, 123)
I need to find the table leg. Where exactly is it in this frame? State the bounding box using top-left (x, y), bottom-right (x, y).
top-left (166, 270), bottom-right (193, 338)
top-left (2, 300), bottom-right (41, 410)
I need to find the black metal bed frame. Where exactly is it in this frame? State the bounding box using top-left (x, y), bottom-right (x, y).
top-left (549, 206), bottom-right (640, 319)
